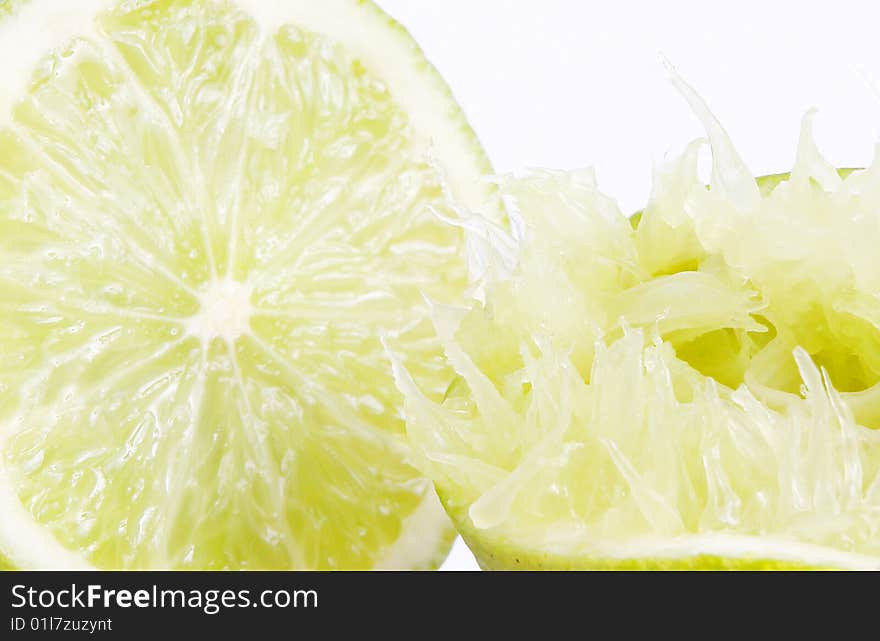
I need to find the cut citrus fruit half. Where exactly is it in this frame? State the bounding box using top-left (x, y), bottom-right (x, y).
top-left (392, 78), bottom-right (880, 569)
top-left (0, 0), bottom-right (493, 569)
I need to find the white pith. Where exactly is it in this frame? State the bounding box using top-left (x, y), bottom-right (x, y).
top-left (0, 0), bottom-right (477, 570)
top-left (0, 441), bottom-right (91, 569)
top-left (375, 487), bottom-right (454, 570)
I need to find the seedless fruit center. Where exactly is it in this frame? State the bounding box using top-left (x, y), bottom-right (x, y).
top-left (187, 279), bottom-right (253, 344)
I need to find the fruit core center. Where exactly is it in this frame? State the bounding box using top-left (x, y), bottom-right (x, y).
top-left (187, 278), bottom-right (253, 343)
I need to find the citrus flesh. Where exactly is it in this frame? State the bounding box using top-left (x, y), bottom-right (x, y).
top-left (0, 0), bottom-right (492, 569)
top-left (393, 79), bottom-right (880, 569)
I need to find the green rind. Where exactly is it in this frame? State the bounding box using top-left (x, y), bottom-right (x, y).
top-left (355, 0), bottom-right (499, 217)
top-left (440, 498), bottom-right (821, 571)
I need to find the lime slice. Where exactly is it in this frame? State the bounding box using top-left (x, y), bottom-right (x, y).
top-left (392, 88), bottom-right (880, 569)
top-left (0, 0), bottom-right (492, 569)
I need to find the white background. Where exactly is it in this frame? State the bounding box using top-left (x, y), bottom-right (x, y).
top-left (376, 0), bottom-right (880, 570)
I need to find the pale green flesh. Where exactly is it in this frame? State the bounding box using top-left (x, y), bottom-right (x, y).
top-left (0, 0), bottom-right (471, 569)
top-left (394, 110), bottom-right (880, 569)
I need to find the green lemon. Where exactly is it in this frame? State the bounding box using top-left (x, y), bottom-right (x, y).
top-left (393, 98), bottom-right (880, 570)
top-left (0, 0), bottom-right (493, 569)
